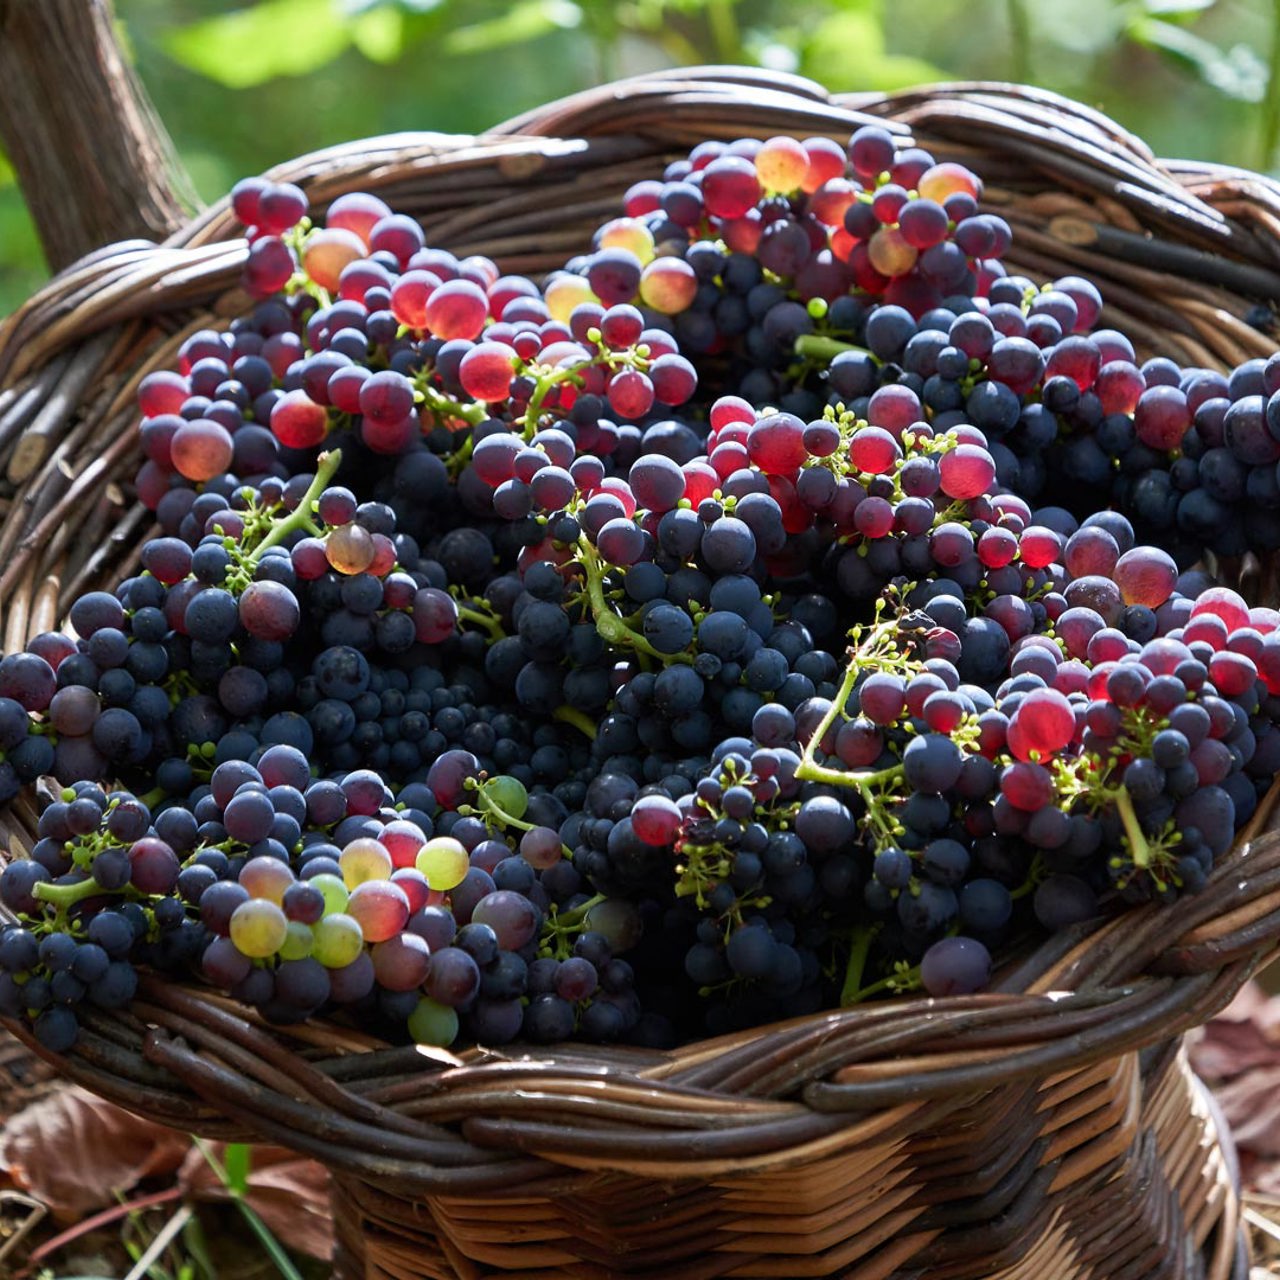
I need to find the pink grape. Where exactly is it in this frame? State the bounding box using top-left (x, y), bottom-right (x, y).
top-left (347, 880), bottom-right (411, 943)
top-left (459, 342), bottom-right (517, 402)
top-left (939, 445), bottom-right (996, 499)
top-left (270, 391), bottom-right (328, 449)
top-left (1113, 546), bottom-right (1177, 608)
top-left (632, 795), bottom-right (683, 846)
top-left (326, 191), bottom-right (392, 245)
top-left (412, 588), bottom-right (458, 644)
top-left (848, 426), bottom-right (900, 475)
top-left (701, 156), bottom-right (761, 219)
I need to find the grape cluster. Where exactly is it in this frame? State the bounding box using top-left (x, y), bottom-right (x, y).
top-left (2, 120), bottom-right (1279, 1056)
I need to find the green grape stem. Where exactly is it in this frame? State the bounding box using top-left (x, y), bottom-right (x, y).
top-left (539, 892), bottom-right (608, 959)
top-left (794, 334), bottom-right (878, 365)
top-left (522, 365), bottom-right (584, 435)
top-left (250, 449), bottom-right (343, 562)
top-left (1112, 785), bottom-right (1152, 870)
top-left (474, 787), bottom-right (574, 858)
top-left (457, 605), bottom-right (505, 642)
top-left (844, 961), bottom-right (923, 1004)
top-left (794, 620), bottom-right (910, 800)
top-left (417, 381), bottom-right (487, 428)
top-left (840, 925), bottom-right (878, 1007)
top-left (553, 705), bottom-right (598, 741)
top-left (576, 535), bottom-right (693, 665)
top-left (34, 876), bottom-right (116, 910)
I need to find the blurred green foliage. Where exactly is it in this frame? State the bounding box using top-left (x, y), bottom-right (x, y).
top-left (1, 0), bottom-right (1278, 315)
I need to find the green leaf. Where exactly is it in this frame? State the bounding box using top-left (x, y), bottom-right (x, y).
top-left (160, 0), bottom-right (355, 88)
top-left (1129, 16), bottom-right (1267, 101)
top-left (224, 1142), bottom-right (252, 1196)
top-left (442, 0), bottom-right (582, 55)
top-left (799, 10), bottom-right (945, 93)
top-left (351, 6), bottom-right (406, 60)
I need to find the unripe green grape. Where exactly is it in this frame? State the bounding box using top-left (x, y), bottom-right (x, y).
top-left (279, 920), bottom-right (315, 960)
top-left (310, 872), bottom-right (350, 916)
top-left (229, 899), bottom-right (288, 959)
top-left (483, 774), bottom-right (528, 820)
top-left (312, 913), bottom-right (365, 968)
top-left (339, 838), bottom-right (393, 889)
top-left (408, 996), bottom-right (459, 1047)
top-left (415, 836), bottom-right (469, 890)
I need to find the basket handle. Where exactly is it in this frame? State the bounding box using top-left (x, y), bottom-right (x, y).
top-left (0, 0), bottom-right (193, 271)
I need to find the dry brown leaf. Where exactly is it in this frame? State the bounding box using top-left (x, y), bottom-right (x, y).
top-left (180, 1143), bottom-right (332, 1261)
top-left (0, 1086), bottom-right (189, 1217)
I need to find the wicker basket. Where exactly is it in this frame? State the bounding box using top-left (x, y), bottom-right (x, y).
top-left (4, 68), bottom-right (1280, 1278)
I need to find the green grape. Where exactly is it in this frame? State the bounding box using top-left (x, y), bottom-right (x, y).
top-left (339, 838), bottom-right (393, 889)
top-left (279, 920), bottom-right (314, 960)
top-left (310, 872), bottom-right (350, 915)
top-left (408, 996), bottom-right (460, 1047)
top-left (312, 913), bottom-right (365, 968)
top-left (228, 899), bottom-right (288, 959)
top-left (483, 774), bottom-right (528, 820)
top-left (415, 836), bottom-right (469, 890)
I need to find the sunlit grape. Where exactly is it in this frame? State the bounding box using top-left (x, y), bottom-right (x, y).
top-left (415, 837), bottom-right (469, 890)
top-left (311, 913), bottom-right (365, 968)
top-left (347, 880), bottom-right (411, 942)
top-left (229, 899), bottom-right (288, 959)
top-left (339, 838), bottom-right (393, 889)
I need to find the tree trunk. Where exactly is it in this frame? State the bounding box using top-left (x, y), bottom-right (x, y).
top-left (0, 0), bottom-right (194, 272)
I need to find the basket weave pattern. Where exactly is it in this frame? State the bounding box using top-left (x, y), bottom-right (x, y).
top-left (3, 70), bottom-right (1280, 1278)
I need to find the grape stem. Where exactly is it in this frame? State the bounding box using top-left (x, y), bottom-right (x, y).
top-left (457, 605), bottom-right (504, 642)
top-left (1112, 785), bottom-right (1152, 870)
top-left (794, 621), bottom-right (907, 800)
top-left (522, 365), bottom-right (583, 435)
top-left (553, 705), bottom-right (597, 740)
top-left (33, 876), bottom-right (114, 909)
top-left (548, 892), bottom-right (606, 931)
top-left (840, 925), bottom-right (878, 1006)
top-left (250, 449), bottom-right (343, 563)
top-left (472, 786), bottom-right (574, 858)
top-left (794, 334), bottom-right (879, 366)
top-left (575, 534), bottom-right (693, 665)
top-left (417, 382), bottom-right (487, 428)
top-left (844, 961), bottom-right (923, 1004)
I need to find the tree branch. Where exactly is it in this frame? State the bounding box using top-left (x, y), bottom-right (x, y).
top-left (0, 0), bottom-right (195, 272)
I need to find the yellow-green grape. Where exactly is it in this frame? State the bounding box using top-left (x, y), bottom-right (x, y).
top-left (637, 257), bottom-right (698, 315)
top-left (309, 872), bottom-right (350, 915)
top-left (229, 899), bottom-right (288, 959)
top-left (408, 996), bottom-right (460, 1047)
top-left (596, 217), bottom-right (655, 265)
top-left (483, 774), bottom-right (527, 820)
top-left (339, 837), bottom-right (393, 889)
top-left (415, 836), bottom-right (469, 890)
top-left (543, 273), bottom-right (597, 324)
top-left (239, 855), bottom-right (295, 905)
top-left (279, 920), bottom-right (314, 960)
top-left (311, 913), bottom-right (365, 969)
top-left (754, 135), bottom-right (810, 194)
